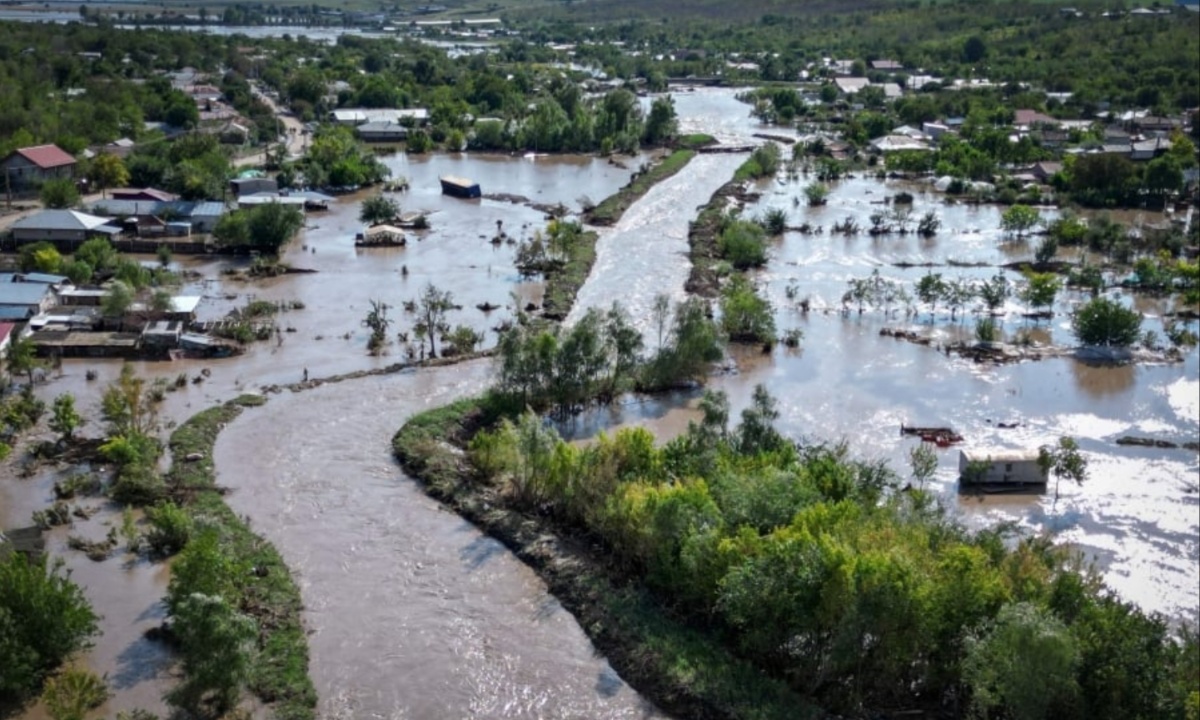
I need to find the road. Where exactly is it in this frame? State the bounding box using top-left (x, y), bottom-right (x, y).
top-left (233, 85), bottom-right (307, 169)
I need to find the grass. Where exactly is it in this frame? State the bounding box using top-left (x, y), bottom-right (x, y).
top-left (584, 149), bottom-right (697, 226)
top-left (166, 394), bottom-right (317, 720)
top-left (541, 230), bottom-right (598, 321)
top-left (677, 133), bottom-right (717, 150)
top-left (392, 400), bottom-right (819, 720)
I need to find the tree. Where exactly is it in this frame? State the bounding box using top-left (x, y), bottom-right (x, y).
top-left (1071, 296), bottom-right (1142, 347)
top-left (245, 202), bottom-right (304, 253)
top-left (1034, 235), bottom-right (1059, 264)
top-left (101, 363), bottom-right (156, 438)
top-left (718, 220), bottom-right (768, 269)
top-left (49, 394), bottom-right (82, 442)
top-left (720, 275), bottom-right (776, 345)
top-left (1020, 272), bottom-right (1060, 316)
top-left (101, 280), bottom-right (134, 320)
top-left (40, 179), bottom-right (80, 209)
top-left (167, 593), bottom-right (256, 715)
top-left (964, 602), bottom-right (1079, 720)
top-left (212, 211), bottom-right (250, 247)
top-left (804, 182), bottom-right (829, 206)
top-left (414, 283), bottom-right (454, 358)
top-left (363, 299), bottom-right (390, 353)
top-left (642, 95), bottom-right (678, 145)
top-left (909, 443), bottom-right (938, 489)
top-left (963, 35), bottom-right (987, 63)
top-left (1143, 155), bottom-right (1183, 201)
top-left (1038, 436), bottom-right (1088, 502)
top-left (40, 668), bottom-right (108, 720)
top-left (978, 272), bottom-right (1010, 312)
top-left (74, 238), bottom-right (118, 277)
top-left (916, 272), bottom-right (948, 317)
top-left (0, 554), bottom-right (99, 697)
top-left (88, 153), bottom-right (129, 198)
top-left (1001, 204), bottom-right (1040, 239)
top-left (359, 194), bottom-right (401, 225)
top-left (6, 336), bottom-right (41, 386)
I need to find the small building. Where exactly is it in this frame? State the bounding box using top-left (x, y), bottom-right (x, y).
top-left (230, 177), bottom-right (279, 197)
top-left (922, 122), bottom-right (952, 140)
top-left (356, 121), bottom-right (409, 142)
top-left (869, 134), bottom-right (931, 153)
top-left (0, 144), bottom-right (77, 191)
top-left (236, 194), bottom-right (307, 211)
top-left (833, 77), bottom-right (870, 95)
top-left (1014, 109), bottom-right (1059, 129)
top-left (141, 320), bottom-right (185, 349)
top-left (871, 59), bottom-right (903, 71)
top-left (57, 288), bottom-right (108, 307)
top-left (329, 108), bottom-right (430, 127)
top-left (440, 175), bottom-right (481, 198)
top-left (959, 448), bottom-right (1047, 486)
top-left (0, 281), bottom-right (56, 320)
top-left (9, 210), bottom-right (121, 248)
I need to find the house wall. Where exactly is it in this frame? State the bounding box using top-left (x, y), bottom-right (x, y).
top-left (11, 228), bottom-right (90, 245)
top-left (959, 455), bottom-right (1046, 484)
top-left (1, 156), bottom-right (75, 191)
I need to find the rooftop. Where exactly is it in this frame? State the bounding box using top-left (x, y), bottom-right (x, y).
top-left (4, 144), bottom-right (76, 169)
top-left (10, 210), bottom-right (117, 233)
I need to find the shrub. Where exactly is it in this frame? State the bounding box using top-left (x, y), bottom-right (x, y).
top-left (41, 668), bottom-right (109, 720)
top-left (1072, 296), bottom-right (1142, 347)
top-left (975, 317), bottom-right (1000, 343)
top-left (145, 502), bottom-right (194, 557)
top-left (720, 275), bottom-right (776, 344)
top-left (718, 220), bottom-right (768, 269)
top-left (0, 555), bottom-right (99, 697)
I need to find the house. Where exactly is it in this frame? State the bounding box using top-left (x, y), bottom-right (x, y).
top-left (958, 448), bottom-right (1047, 486)
top-left (329, 108), bottom-right (429, 126)
top-left (880, 83), bottom-right (903, 100)
top-left (870, 59), bottom-right (902, 71)
top-left (833, 77), bottom-right (870, 95)
top-left (111, 188), bottom-right (179, 202)
top-left (356, 121), bottom-right (409, 142)
top-left (0, 278), bottom-right (56, 320)
top-left (1014, 109), bottom-right (1059, 128)
top-left (870, 134), bottom-right (931, 153)
top-left (922, 122), bottom-right (952, 140)
top-left (86, 199), bottom-right (227, 236)
top-left (1134, 116), bottom-right (1181, 136)
top-left (236, 194), bottom-right (307, 210)
top-left (0, 144), bottom-right (77, 191)
top-left (218, 122), bottom-right (251, 145)
top-left (1031, 161), bottom-right (1063, 182)
top-left (229, 177), bottom-right (279, 197)
top-left (1131, 137), bottom-right (1172, 161)
top-left (9, 210), bottom-right (120, 248)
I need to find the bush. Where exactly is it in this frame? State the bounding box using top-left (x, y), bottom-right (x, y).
top-left (41, 668), bottom-right (109, 720)
top-left (1072, 296), bottom-right (1142, 347)
top-left (0, 554), bottom-right (99, 698)
top-left (145, 501), bottom-right (194, 557)
top-left (108, 463), bottom-right (166, 506)
top-left (975, 317), bottom-right (1000, 343)
top-left (718, 220), bottom-right (768, 269)
top-left (720, 275), bottom-right (776, 344)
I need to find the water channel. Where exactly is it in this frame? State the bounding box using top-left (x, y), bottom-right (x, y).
top-left (2, 86), bottom-right (1196, 719)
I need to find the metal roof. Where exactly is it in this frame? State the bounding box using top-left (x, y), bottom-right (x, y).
top-left (0, 307), bottom-right (32, 320)
top-left (190, 202), bottom-right (227, 217)
top-left (959, 448), bottom-right (1041, 463)
top-left (11, 209), bottom-right (116, 232)
top-left (0, 283), bottom-right (52, 307)
top-left (6, 144), bottom-right (76, 169)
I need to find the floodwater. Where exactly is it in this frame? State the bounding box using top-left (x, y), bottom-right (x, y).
top-left (212, 363), bottom-right (668, 720)
top-left (4, 85), bottom-right (1197, 720)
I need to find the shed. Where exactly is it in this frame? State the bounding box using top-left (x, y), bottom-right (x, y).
top-left (959, 448), bottom-right (1047, 486)
top-left (356, 121), bottom-right (409, 142)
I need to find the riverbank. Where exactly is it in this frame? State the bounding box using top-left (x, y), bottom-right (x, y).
top-left (165, 396), bottom-right (317, 720)
top-left (584, 148), bottom-right (700, 226)
top-left (391, 398), bottom-right (817, 720)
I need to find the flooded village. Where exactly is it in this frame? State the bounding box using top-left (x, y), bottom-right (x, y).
top-left (0, 10), bottom-right (1198, 720)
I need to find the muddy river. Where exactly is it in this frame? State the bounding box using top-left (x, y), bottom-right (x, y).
top-left (3, 86), bottom-right (1197, 718)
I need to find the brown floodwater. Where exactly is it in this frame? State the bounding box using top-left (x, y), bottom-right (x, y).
top-left (4, 86), bottom-right (1196, 719)
top-left (212, 363), bottom-right (669, 719)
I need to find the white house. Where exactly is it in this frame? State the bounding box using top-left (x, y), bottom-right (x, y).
top-left (959, 448), bottom-right (1047, 486)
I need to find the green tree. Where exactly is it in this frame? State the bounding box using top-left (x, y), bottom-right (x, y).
top-left (916, 272), bottom-right (948, 317)
top-left (964, 602), bottom-right (1079, 720)
top-left (1001, 204), bottom-right (1041, 239)
top-left (212, 211), bottom-right (250, 247)
top-left (1020, 272), bottom-right (1061, 316)
top-left (909, 443), bottom-right (938, 488)
top-left (720, 275), bottom-right (776, 344)
top-left (40, 179), bottom-right (80, 209)
top-left (74, 238), bottom-right (118, 276)
top-left (19, 241), bottom-right (64, 274)
top-left (642, 95), bottom-right (678, 146)
top-left (359, 194), bottom-right (401, 225)
top-left (978, 272), bottom-right (1011, 312)
top-left (718, 219), bottom-right (768, 269)
top-left (1143, 155), bottom-right (1183, 201)
top-left (5, 336), bottom-right (42, 386)
top-left (414, 282), bottom-right (454, 358)
top-left (1038, 436), bottom-right (1089, 501)
top-left (245, 202), bottom-right (304, 253)
top-left (0, 554), bottom-right (99, 697)
top-left (40, 668), bottom-right (108, 720)
top-left (49, 394), bottom-right (82, 442)
top-left (87, 153), bottom-right (129, 198)
top-left (101, 280), bottom-right (134, 320)
top-left (166, 593), bottom-right (256, 715)
top-left (1071, 296), bottom-right (1142, 347)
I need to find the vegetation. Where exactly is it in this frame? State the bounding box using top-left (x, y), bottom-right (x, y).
top-left (585, 149), bottom-right (696, 226)
top-left (359, 194), bottom-right (401, 225)
top-left (734, 143), bottom-right (782, 182)
top-left (39, 668), bottom-right (109, 720)
top-left (718, 219), bottom-right (768, 270)
top-left (397, 384), bottom-right (1198, 720)
top-left (1001, 204), bottom-right (1041, 240)
top-left (213, 202), bottom-right (304, 254)
top-left (720, 275), bottom-right (776, 345)
top-left (0, 554), bottom-right (99, 699)
top-left (40, 179), bottom-right (80, 209)
top-left (1072, 296), bottom-right (1143, 348)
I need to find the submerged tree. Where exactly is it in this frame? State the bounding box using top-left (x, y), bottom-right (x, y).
top-left (1038, 436), bottom-right (1088, 501)
top-left (359, 194), bottom-right (401, 226)
top-left (413, 283), bottom-right (455, 358)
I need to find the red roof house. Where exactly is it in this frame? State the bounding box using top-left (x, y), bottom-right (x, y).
top-left (0, 144), bottom-right (78, 191)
